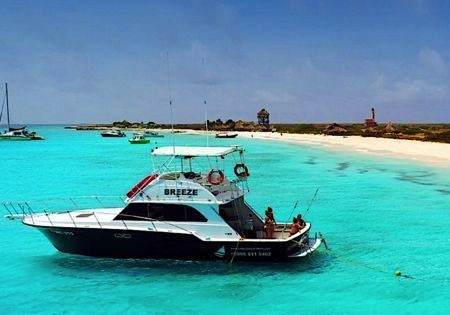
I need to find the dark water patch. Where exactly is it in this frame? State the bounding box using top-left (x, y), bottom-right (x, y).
top-left (326, 169), bottom-right (347, 177)
top-left (408, 180), bottom-right (434, 186)
top-left (337, 162), bottom-right (350, 171)
top-left (304, 157), bottom-right (317, 165)
top-left (357, 169), bottom-right (369, 174)
top-left (436, 189), bottom-right (450, 195)
top-left (395, 170), bottom-right (436, 187)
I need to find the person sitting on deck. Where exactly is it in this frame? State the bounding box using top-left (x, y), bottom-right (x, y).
top-left (264, 207), bottom-right (276, 239)
top-left (289, 218), bottom-right (301, 236)
top-left (297, 214), bottom-right (306, 229)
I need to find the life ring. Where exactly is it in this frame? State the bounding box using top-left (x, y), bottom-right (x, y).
top-left (234, 163), bottom-right (250, 178)
top-left (207, 169), bottom-right (224, 185)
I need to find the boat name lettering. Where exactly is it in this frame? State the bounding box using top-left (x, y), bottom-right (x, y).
top-left (231, 248), bottom-right (272, 257)
top-left (233, 251), bottom-right (272, 257)
top-left (164, 189), bottom-right (198, 196)
top-left (114, 233), bottom-right (132, 239)
top-left (49, 229), bottom-right (74, 236)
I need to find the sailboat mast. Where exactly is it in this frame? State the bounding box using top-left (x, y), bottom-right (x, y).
top-left (5, 83), bottom-right (10, 130)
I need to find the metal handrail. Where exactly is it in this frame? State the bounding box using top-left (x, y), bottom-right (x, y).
top-left (1, 196), bottom-right (126, 223)
top-left (67, 211), bottom-right (77, 227)
top-left (92, 212), bottom-right (102, 228)
top-left (44, 210), bottom-right (54, 226)
top-left (2, 195), bottom-right (125, 205)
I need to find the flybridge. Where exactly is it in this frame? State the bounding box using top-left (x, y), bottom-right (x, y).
top-left (151, 146), bottom-right (243, 157)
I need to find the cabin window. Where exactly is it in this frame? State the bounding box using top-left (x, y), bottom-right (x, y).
top-left (114, 203), bottom-right (207, 222)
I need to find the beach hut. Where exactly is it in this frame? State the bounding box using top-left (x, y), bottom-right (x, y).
top-left (323, 123), bottom-right (348, 136)
top-left (384, 122), bottom-right (397, 133)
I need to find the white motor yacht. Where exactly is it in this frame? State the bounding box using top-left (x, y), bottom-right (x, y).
top-left (5, 145), bottom-right (323, 261)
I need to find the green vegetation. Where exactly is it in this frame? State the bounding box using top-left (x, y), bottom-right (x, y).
top-left (272, 123), bottom-right (450, 143)
top-left (75, 120), bottom-right (450, 144)
top-left (112, 120), bottom-right (156, 128)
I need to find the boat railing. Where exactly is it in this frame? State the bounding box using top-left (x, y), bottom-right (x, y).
top-left (2, 195), bottom-right (126, 220)
top-left (2, 196), bottom-right (188, 233)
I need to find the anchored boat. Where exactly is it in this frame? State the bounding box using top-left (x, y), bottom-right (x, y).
top-left (215, 132), bottom-right (238, 138)
top-left (144, 130), bottom-right (164, 138)
top-left (129, 133), bottom-right (150, 144)
top-left (4, 145), bottom-right (322, 261)
top-left (101, 129), bottom-right (126, 137)
top-left (0, 83), bottom-right (45, 141)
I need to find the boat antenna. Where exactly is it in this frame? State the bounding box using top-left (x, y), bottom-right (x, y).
top-left (280, 200), bottom-right (300, 235)
top-left (0, 86), bottom-right (6, 124)
top-left (5, 82), bottom-right (10, 130)
top-left (280, 187), bottom-right (319, 235)
top-left (305, 187), bottom-right (320, 212)
top-left (202, 58), bottom-right (209, 147)
top-left (166, 51), bottom-right (175, 154)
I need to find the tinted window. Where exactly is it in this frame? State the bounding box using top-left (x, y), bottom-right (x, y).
top-left (114, 203), bottom-right (207, 222)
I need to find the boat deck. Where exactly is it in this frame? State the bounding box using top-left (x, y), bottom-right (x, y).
top-left (20, 209), bottom-right (310, 242)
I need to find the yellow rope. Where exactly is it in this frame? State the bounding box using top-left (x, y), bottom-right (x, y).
top-left (292, 238), bottom-right (417, 280)
top-left (229, 237), bottom-right (245, 266)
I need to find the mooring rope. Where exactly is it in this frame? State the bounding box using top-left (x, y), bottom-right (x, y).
top-left (291, 237), bottom-right (418, 280)
top-left (229, 236), bottom-right (245, 266)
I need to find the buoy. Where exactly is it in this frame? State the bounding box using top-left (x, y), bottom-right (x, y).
top-left (395, 270), bottom-right (401, 277)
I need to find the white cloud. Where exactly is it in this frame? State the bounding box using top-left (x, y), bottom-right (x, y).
top-left (377, 79), bottom-right (448, 103)
top-left (419, 48), bottom-right (448, 74)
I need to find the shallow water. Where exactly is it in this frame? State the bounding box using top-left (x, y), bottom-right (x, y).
top-left (1, 126), bottom-right (450, 314)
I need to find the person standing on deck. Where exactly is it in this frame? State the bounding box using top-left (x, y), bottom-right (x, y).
top-left (264, 207), bottom-right (276, 238)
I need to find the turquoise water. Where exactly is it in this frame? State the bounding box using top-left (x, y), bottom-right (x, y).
top-left (1, 126), bottom-right (450, 314)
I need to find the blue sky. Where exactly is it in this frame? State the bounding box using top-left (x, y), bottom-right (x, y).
top-left (1, 0), bottom-right (449, 124)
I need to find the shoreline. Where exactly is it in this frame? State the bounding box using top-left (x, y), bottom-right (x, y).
top-left (66, 125), bottom-right (450, 167)
top-left (181, 130), bottom-right (450, 168)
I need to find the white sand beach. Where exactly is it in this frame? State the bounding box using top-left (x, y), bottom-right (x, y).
top-left (178, 130), bottom-right (450, 167)
top-left (237, 132), bottom-right (450, 167)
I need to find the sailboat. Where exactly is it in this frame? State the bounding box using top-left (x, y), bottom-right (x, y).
top-left (0, 83), bottom-right (44, 141)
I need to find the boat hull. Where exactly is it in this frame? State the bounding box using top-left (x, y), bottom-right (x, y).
top-left (0, 135), bottom-right (31, 141)
top-left (101, 134), bottom-right (125, 138)
top-left (29, 224), bottom-right (317, 261)
top-left (144, 134), bottom-right (164, 138)
top-left (129, 140), bottom-right (150, 144)
top-left (29, 136), bottom-right (45, 140)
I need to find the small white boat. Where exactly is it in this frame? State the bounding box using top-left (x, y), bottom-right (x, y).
top-left (129, 134), bottom-right (150, 144)
top-left (215, 133), bottom-right (238, 138)
top-left (144, 130), bottom-right (164, 138)
top-left (101, 129), bottom-right (126, 137)
top-left (0, 127), bottom-right (32, 141)
top-left (0, 83), bottom-right (45, 141)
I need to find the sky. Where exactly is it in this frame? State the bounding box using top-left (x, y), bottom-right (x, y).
top-left (0, 0), bottom-right (449, 124)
